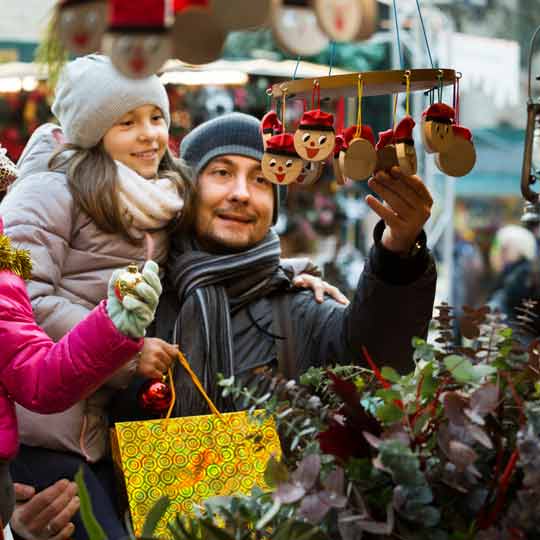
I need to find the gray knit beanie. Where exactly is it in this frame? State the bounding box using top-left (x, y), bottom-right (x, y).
top-left (180, 112), bottom-right (284, 224)
top-left (52, 54), bottom-right (170, 149)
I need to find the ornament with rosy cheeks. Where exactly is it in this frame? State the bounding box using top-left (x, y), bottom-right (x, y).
top-left (421, 102), bottom-right (455, 154)
top-left (313, 0), bottom-right (364, 42)
top-left (339, 124), bottom-right (377, 181)
top-left (103, 0), bottom-right (173, 78)
top-left (374, 128), bottom-right (399, 173)
top-left (394, 116), bottom-right (417, 176)
top-left (294, 109), bottom-right (335, 162)
top-left (296, 160), bottom-right (324, 186)
top-left (435, 125), bottom-right (476, 177)
top-left (260, 111), bottom-right (283, 150)
top-left (103, 33), bottom-right (172, 79)
top-left (262, 133), bottom-right (304, 185)
top-left (57, 0), bottom-right (107, 56)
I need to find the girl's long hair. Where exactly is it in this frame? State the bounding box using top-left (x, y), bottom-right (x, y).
top-left (49, 144), bottom-right (195, 244)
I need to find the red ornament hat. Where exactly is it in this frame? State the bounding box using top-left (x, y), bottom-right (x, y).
top-left (422, 103), bottom-right (455, 124)
top-left (299, 109), bottom-right (335, 132)
top-left (266, 133), bottom-right (298, 157)
top-left (342, 125), bottom-right (375, 147)
top-left (109, 0), bottom-right (172, 31)
top-left (174, 0), bottom-right (208, 12)
top-left (333, 134), bottom-right (347, 157)
top-left (261, 111), bottom-right (283, 135)
top-left (452, 125), bottom-right (473, 141)
top-left (394, 116), bottom-right (415, 144)
top-left (375, 128), bottom-right (395, 151)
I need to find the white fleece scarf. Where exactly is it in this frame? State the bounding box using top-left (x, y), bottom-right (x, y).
top-left (115, 160), bottom-right (184, 238)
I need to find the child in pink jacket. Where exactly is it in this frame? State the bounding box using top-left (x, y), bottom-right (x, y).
top-left (0, 214), bottom-right (162, 530)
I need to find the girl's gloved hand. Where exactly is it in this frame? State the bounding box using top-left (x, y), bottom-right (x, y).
top-left (106, 261), bottom-right (162, 338)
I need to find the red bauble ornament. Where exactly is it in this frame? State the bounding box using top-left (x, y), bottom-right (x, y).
top-left (137, 378), bottom-right (173, 415)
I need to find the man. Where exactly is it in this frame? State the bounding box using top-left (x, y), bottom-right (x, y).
top-left (10, 112), bottom-right (436, 538)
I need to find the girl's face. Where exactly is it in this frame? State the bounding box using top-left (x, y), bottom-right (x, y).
top-left (103, 104), bottom-right (168, 179)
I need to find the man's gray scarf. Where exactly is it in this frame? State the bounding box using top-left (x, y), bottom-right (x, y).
top-left (167, 230), bottom-right (289, 417)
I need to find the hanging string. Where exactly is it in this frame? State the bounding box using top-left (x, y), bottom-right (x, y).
top-left (414, 0), bottom-right (434, 69)
top-left (328, 41), bottom-right (336, 76)
top-left (392, 94), bottom-right (398, 130)
top-left (281, 88), bottom-right (288, 131)
top-left (392, 0), bottom-right (404, 69)
top-left (292, 56), bottom-right (301, 80)
top-left (311, 81), bottom-right (321, 110)
top-left (437, 70), bottom-right (443, 102)
top-left (265, 88), bottom-right (273, 112)
top-left (455, 72), bottom-right (461, 125)
top-left (404, 70), bottom-right (411, 117)
top-left (355, 76), bottom-right (364, 138)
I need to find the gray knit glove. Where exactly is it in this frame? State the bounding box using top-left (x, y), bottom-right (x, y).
top-left (106, 261), bottom-right (162, 338)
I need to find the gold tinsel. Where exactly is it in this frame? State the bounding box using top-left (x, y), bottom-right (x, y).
top-left (0, 234), bottom-right (32, 280)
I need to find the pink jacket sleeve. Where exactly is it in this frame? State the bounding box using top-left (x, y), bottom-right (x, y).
top-left (0, 269), bottom-right (143, 413)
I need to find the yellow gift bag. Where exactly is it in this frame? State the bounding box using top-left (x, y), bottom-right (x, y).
top-left (111, 352), bottom-right (282, 539)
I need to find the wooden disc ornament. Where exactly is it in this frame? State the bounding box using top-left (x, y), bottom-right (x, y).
top-left (435, 125), bottom-right (476, 177)
top-left (102, 0), bottom-right (173, 79)
top-left (293, 109), bottom-right (335, 162)
top-left (394, 116), bottom-right (417, 176)
top-left (57, 0), bottom-right (108, 56)
top-left (339, 125), bottom-right (377, 181)
top-left (375, 128), bottom-right (398, 173)
top-left (270, 0), bottom-right (329, 56)
top-left (313, 0), bottom-right (377, 42)
top-left (262, 133), bottom-right (304, 185)
top-left (211, 0), bottom-right (271, 30)
top-left (296, 160), bottom-right (324, 186)
top-left (260, 111), bottom-right (283, 150)
top-left (421, 102), bottom-right (455, 154)
top-left (172, 1), bottom-right (227, 64)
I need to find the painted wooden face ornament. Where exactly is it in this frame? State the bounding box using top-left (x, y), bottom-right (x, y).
top-left (339, 124), bottom-right (377, 181)
top-left (293, 109), bottom-right (336, 162)
top-left (435, 125), bottom-right (476, 177)
top-left (260, 111), bottom-right (283, 150)
top-left (375, 128), bottom-right (398, 173)
top-left (297, 160), bottom-right (324, 186)
top-left (57, 0), bottom-right (107, 56)
top-left (394, 116), bottom-right (417, 176)
top-left (421, 102), bottom-right (455, 154)
top-left (103, 0), bottom-right (173, 79)
top-left (262, 133), bottom-right (304, 185)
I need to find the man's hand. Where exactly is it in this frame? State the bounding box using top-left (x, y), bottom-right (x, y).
top-left (10, 481), bottom-right (79, 540)
top-left (292, 274), bottom-right (350, 305)
top-left (136, 337), bottom-right (178, 379)
top-left (366, 166), bottom-right (433, 255)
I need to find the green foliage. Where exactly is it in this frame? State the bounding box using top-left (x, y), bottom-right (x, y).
top-left (74, 467), bottom-right (107, 540)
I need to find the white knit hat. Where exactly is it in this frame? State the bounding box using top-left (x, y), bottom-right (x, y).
top-left (52, 54), bottom-right (170, 149)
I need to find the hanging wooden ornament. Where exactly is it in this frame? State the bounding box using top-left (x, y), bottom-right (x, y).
top-left (297, 160), bottom-right (324, 186)
top-left (375, 128), bottom-right (399, 173)
top-left (56, 0), bottom-right (108, 56)
top-left (102, 0), bottom-right (173, 79)
top-left (394, 117), bottom-right (417, 176)
top-left (172, 0), bottom-right (227, 64)
top-left (262, 133), bottom-right (304, 185)
top-left (260, 111), bottom-right (283, 150)
top-left (313, 0), bottom-right (377, 43)
top-left (210, 0), bottom-right (271, 31)
top-left (435, 125), bottom-right (476, 177)
top-left (270, 0), bottom-right (329, 56)
top-left (420, 102), bottom-right (455, 154)
top-left (340, 125), bottom-right (376, 181)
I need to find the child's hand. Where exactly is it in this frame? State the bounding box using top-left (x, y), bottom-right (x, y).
top-left (106, 260), bottom-right (162, 338)
top-left (136, 337), bottom-right (178, 379)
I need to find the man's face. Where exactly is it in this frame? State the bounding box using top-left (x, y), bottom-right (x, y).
top-left (194, 155), bottom-right (274, 252)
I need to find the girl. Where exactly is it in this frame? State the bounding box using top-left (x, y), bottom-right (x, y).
top-left (0, 55), bottom-right (184, 539)
top-left (0, 151), bottom-right (163, 530)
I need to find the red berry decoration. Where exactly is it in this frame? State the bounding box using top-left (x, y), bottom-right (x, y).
top-left (137, 378), bottom-right (173, 415)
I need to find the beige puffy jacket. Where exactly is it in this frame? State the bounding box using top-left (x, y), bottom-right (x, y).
top-left (0, 124), bottom-right (170, 462)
